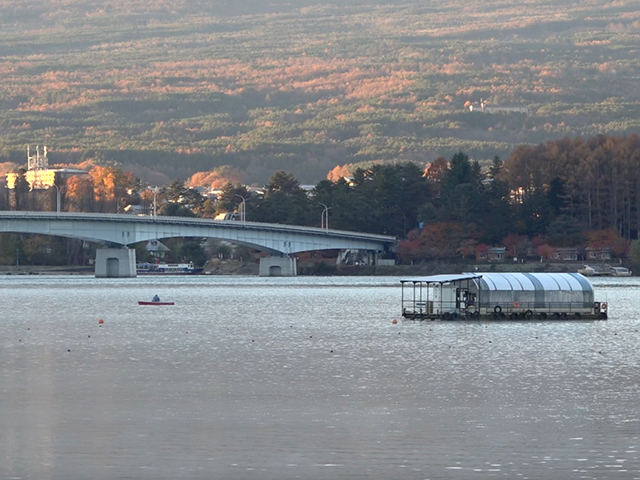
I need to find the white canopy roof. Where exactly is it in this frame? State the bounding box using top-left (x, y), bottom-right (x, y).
top-left (474, 273), bottom-right (593, 293)
top-left (401, 272), bottom-right (593, 293)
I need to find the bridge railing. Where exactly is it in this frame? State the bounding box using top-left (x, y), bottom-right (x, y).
top-left (0, 211), bottom-right (397, 244)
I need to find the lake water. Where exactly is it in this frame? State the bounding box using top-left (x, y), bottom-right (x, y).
top-left (1, 275), bottom-right (640, 480)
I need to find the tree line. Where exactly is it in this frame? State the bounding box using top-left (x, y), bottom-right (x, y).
top-left (3, 133), bottom-right (640, 267)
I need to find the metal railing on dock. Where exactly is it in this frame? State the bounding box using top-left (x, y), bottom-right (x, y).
top-left (401, 300), bottom-right (606, 320)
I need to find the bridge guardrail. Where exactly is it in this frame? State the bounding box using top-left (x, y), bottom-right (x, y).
top-left (0, 211), bottom-right (397, 247)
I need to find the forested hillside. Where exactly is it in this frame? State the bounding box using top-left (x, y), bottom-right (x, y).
top-left (0, 0), bottom-right (639, 184)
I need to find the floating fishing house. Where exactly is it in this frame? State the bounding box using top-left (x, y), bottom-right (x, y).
top-left (401, 273), bottom-right (608, 320)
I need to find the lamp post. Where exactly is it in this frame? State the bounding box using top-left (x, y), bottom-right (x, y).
top-left (235, 194), bottom-right (247, 222)
top-left (319, 203), bottom-right (330, 232)
top-left (152, 187), bottom-right (158, 217)
top-left (52, 184), bottom-right (65, 213)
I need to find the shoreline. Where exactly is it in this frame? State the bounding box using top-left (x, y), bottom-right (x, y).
top-left (0, 265), bottom-right (94, 275)
top-left (0, 260), bottom-right (632, 277)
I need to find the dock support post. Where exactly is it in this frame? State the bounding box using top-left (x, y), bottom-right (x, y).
top-left (259, 256), bottom-right (297, 276)
top-left (95, 248), bottom-right (137, 278)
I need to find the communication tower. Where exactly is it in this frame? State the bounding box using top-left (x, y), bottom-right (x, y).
top-left (27, 145), bottom-right (49, 170)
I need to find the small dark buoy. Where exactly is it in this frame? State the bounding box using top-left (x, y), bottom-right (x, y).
top-left (309, 336), bottom-right (312, 338)
top-left (489, 341), bottom-right (492, 343)
top-left (67, 349), bottom-right (71, 352)
top-left (252, 340), bottom-right (254, 342)
top-left (88, 335), bottom-right (91, 338)
top-left (330, 350), bottom-right (333, 353)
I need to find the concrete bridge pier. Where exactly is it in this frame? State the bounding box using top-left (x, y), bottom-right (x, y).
top-left (259, 256), bottom-right (297, 277)
top-left (95, 248), bottom-right (137, 278)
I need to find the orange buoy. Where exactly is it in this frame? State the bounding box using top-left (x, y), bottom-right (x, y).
top-left (98, 319), bottom-right (104, 324)
top-left (392, 319), bottom-right (398, 324)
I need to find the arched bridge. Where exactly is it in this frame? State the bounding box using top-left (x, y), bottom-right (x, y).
top-left (0, 211), bottom-right (397, 256)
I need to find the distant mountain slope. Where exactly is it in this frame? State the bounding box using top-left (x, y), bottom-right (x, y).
top-left (0, 0), bottom-right (638, 184)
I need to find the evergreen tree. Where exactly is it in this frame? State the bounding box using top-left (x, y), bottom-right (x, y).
top-left (547, 215), bottom-right (585, 247)
top-left (483, 156), bottom-right (513, 244)
top-left (312, 178), bottom-right (360, 231)
top-left (253, 171), bottom-right (310, 225)
top-left (440, 152), bottom-right (486, 226)
top-left (215, 182), bottom-right (250, 217)
top-left (14, 169), bottom-right (30, 211)
top-left (547, 177), bottom-right (568, 216)
top-left (349, 163), bottom-right (430, 237)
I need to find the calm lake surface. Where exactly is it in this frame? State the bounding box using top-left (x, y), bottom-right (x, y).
top-left (1, 275), bottom-right (639, 480)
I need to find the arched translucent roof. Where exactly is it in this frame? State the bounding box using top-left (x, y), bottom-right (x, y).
top-left (474, 273), bottom-right (593, 293)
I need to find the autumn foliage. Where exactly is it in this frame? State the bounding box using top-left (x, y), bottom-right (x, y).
top-left (0, 0), bottom-right (638, 186)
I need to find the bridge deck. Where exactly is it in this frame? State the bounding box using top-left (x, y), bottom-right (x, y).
top-left (0, 211), bottom-right (397, 255)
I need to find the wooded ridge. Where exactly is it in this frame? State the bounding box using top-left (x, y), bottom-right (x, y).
top-left (0, 0), bottom-right (638, 184)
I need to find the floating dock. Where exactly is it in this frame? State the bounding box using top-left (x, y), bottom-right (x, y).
top-left (577, 264), bottom-right (631, 276)
top-left (401, 273), bottom-right (607, 320)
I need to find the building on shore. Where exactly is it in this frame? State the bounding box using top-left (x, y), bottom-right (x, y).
top-left (5, 145), bottom-right (88, 190)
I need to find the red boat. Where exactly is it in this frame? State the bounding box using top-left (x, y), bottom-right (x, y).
top-left (138, 301), bottom-right (175, 306)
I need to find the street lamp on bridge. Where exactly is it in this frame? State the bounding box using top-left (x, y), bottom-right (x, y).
top-left (52, 184), bottom-right (66, 213)
top-left (153, 187), bottom-right (159, 217)
top-left (319, 203), bottom-right (330, 232)
top-left (235, 194), bottom-right (247, 223)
